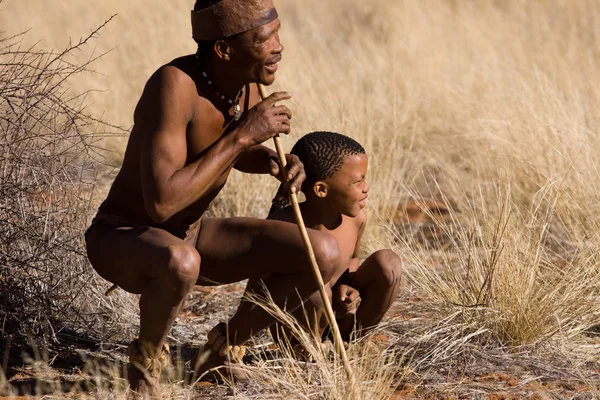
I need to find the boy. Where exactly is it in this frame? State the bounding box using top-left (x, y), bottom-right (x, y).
top-left (267, 131), bottom-right (403, 345)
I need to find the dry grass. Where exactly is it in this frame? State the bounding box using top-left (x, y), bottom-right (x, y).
top-left (2, 0), bottom-right (600, 398)
top-left (216, 291), bottom-right (405, 400)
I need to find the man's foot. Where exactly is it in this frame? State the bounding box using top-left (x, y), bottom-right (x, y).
top-left (190, 322), bottom-right (249, 383)
top-left (127, 338), bottom-right (171, 398)
top-left (190, 347), bottom-right (249, 383)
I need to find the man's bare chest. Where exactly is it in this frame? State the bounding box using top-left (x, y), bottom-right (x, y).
top-left (186, 112), bottom-right (228, 158)
top-left (186, 90), bottom-right (251, 160)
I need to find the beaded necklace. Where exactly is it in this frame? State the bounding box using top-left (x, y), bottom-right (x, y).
top-left (195, 53), bottom-right (244, 121)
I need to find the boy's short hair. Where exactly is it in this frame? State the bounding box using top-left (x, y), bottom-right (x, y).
top-left (291, 131), bottom-right (365, 187)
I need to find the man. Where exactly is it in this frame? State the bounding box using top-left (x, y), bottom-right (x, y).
top-left (85, 0), bottom-right (341, 396)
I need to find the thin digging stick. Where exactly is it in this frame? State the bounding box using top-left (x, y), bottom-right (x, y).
top-left (258, 83), bottom-right (359, 398)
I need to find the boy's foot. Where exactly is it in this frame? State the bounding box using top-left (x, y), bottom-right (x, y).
top-left (127, 338), bottom-right (171, 398)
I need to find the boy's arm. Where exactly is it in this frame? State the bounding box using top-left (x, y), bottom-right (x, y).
top-left (333, 210), bottom-right (368, 317)
top-left (350, 209), bottom-right (368, 267)
top-left (333, 284), bottom-right (361, 318)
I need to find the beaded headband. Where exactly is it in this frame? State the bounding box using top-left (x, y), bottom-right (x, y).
top-left (191, 0), bottom-right (278, 41)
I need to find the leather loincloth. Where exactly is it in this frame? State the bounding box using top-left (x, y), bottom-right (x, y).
top-left (85, 210), bottom-right (202, 246)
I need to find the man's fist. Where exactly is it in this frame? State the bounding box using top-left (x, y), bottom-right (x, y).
top-left (234, 91), bottom-right (292, 148)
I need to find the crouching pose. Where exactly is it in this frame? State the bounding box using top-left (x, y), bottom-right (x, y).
top-left (85, 0), bottom-right (341, 397)
top-left (267, 131), bottom-right (403, 349)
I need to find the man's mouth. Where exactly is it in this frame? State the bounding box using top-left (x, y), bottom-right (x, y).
top-left (264, 63), bottom-right (278, 73)
top-left (264, 55), bottom-right (282, 73)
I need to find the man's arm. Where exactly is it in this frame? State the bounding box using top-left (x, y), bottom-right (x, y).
top-left (233, 144), bottom-right (277, 174)
top-left (233, 84), bottom-right (274, 174)
top-left (140, 67), bottom-right (291, 223)
top-left (234, 145), bottom-right (305, 191)
top-left (233, 83), bottom-right (305, 192)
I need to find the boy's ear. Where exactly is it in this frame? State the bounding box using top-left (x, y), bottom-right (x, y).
top-left (214, 40), bottom-right (232, 61)
top-left (313, 181), bottom-right (328, 198)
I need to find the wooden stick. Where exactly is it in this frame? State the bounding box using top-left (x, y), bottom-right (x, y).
top-left (105, 284), bottom-right (118, 296)
top-left (258, 84), bottom-right (359, 397)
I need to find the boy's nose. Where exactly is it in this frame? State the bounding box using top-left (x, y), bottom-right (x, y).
top-left (363, 184), bottom-right (369, 193)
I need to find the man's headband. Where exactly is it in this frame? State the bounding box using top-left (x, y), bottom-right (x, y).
top-left (192, 0), bottom-right (278, 41)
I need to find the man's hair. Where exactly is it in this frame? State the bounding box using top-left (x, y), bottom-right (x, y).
top-left (291, 131), bottom-right (365, 186)
top-left (194, 0), bottom-right (221, 11)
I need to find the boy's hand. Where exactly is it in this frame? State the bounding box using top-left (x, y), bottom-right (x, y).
top-left (333, 284), bottom-right (362, 318)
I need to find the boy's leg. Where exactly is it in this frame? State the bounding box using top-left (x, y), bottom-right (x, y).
top-left (85, 222), bottom-right (200, 393)
top-left (194, 217), bottom-right (340, 369)
top-left (339, 249), bottom-right (402, 341)
top-left (268, 284), bottom-right (332, 348)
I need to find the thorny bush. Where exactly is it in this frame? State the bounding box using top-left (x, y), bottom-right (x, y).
top-left (0, 16), bottom-right (129, 348)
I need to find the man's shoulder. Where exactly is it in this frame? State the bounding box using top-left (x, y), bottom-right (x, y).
top-left (138, 56), bottom-right (196, 96)
top-left (144, 56), bottom-right (198, 95)
top-left (137, 56), bottom-right (220, 123)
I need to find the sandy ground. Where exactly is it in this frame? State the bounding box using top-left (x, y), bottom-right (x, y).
top-left (4, 278), bottom-right (600, 399)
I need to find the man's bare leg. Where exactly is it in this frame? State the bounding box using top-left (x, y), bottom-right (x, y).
top-left (86, 223), bottom-right (200, 394)
top-left (193, 217), bottom-right (340, 375)
top-left (337, 249), bottom-right (403, 341)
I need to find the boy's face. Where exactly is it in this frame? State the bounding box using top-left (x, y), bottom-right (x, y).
top-left (322, 153), bottom-right (369, 217)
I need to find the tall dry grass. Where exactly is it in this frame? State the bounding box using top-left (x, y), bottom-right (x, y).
top-left (2, 0), bottom-right (600, 397)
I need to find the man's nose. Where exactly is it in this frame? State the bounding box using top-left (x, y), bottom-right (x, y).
top-left (274, 33), bottom-right (284, 53)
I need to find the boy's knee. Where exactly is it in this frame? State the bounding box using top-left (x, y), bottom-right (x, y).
top-left (372, 249), bottom-right (402, 287)
top-left (165, 243), bottom-right (201, 292)
top-left (307, 284), bottom-right (332, 307)
top-left (313, 233), bottom-right (341, 282)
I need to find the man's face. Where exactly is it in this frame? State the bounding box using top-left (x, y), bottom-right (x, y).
top-left (228, 18), bottom-right (283, 85)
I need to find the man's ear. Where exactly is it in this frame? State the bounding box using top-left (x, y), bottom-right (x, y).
top-left (214, 40), bottom-right (232, 61)
top-left (313, 181), bottom-right (328, 198)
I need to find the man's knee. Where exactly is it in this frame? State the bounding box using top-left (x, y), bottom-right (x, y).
top-left (312, 233), bottom-right (341, 283)
top-left (165, 243), bottom-right (201, 293)
top-left (371, 249), bottom-right (403, 287)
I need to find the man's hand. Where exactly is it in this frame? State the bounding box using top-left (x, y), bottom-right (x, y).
top-left (268, 153), bottom-right (305, 196)
top-left (333, 284), bottom-right (362, 319)
top-left (233, 91), bottom-right (292, 148)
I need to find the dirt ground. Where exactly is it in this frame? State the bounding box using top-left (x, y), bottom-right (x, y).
top-left (3, 204), bottom-right (600, 399)
top-left (3, 279), bottom-right (599, 399)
